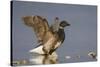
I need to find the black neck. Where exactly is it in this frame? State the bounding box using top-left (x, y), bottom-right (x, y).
top-left (57, 28), bottom-right (65, 43)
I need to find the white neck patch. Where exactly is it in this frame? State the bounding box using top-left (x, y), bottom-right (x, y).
top-left (59, 26), bottom-right (64, 29)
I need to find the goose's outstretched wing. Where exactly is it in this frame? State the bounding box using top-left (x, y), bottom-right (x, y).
top-left (22, 16), bottom-right (50, 43)
top-left (22, 16), bottom-right (59, 55)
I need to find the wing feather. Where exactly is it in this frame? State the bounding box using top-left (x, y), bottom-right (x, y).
top-left (22, 15), bottom-right (59, 54)
top-left (22, 16), bottom-right (49, 42)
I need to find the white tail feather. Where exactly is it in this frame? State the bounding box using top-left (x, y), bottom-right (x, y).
top-left (29, 45), bottom-right (45, 54)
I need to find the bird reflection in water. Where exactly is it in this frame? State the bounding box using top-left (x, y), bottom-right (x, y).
top-left (29, 45), bottom-right (58, 64)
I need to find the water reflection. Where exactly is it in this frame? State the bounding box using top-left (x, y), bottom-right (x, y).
top-left (29, 46), bottom-right (97, 64)
top-left (12, 51), bottom-right (97, 66)
top-left (29, 45), bottom-right (58, 64)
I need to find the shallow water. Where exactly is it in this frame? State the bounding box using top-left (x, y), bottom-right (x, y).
top-left (12, 53), bottom-right (97, 66)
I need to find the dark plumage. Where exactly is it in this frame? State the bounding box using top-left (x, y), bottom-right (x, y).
top-left (49, 20), bottom-right (70, 54)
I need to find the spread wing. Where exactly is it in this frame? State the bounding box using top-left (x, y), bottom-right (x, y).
top-left (50, 17), bottom-right (60, 33)
top-left (22, 15), bottom-right (60, 55)
top-left (50, 22), bottom-right (60, 33)
top-left (22, 16), bottom-right (50, 43)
